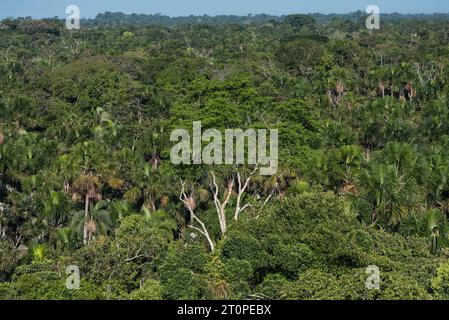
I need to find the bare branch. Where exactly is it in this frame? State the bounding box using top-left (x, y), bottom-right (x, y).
top-left (260, 191), bottom-right (274, 210)
top-left (234, 166), bottom-right (258, 221)
top-left (125, 248), bottom-right (146, 262)
top-left (180, 179), bottom-right (215, 252)
top-left (210, 172), bottom-right (234, 236)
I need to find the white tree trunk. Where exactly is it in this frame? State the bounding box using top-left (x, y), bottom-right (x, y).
top-left (211, 172), bottom-right (233, 236)
top-left (180, 179), bottom-right (215, 252)
top-left (83, 194), bottom-right (89, 246)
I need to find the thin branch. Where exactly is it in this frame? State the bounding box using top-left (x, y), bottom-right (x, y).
top-left (210, 172), bottom-right (234, 236)
top-left (125, 248), bottom-right (145, 262)
top-left (234, 166), bottom-right (258, 221)
top-left (180, 179), bottom-right (215, 252)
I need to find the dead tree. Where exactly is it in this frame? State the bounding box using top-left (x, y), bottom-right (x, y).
top-left (328, 81), bottom-right (345, 107)
top-left (210, 172), bottom-right (233, 236)
top-left (180, 167), bottom-right (271, 250)
top-left (378, 82), bottom-right (386, 98)
top-left (233, 166), bottom-right (258, 221)
top-left (211, 167), bottom-right (259, 234)
top-left (180, 179), bottom-right (215, 252)
top-left (402, 82), bottom-right (416, 102)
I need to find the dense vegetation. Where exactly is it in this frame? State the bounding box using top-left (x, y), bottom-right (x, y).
top-left (2, 12), bottom-right (449, 300)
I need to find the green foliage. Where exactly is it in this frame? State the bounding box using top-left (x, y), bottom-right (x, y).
top-left (1, 262), bottom-right (104, 300)
top-left (285, 14), bottom-right (316, 31)
top-left (159, 244), bottom-right (209, 299)
top-left (127, 279), bottom-right (163, 300)
top-left (1, 12), bottom-right (449, 300)
top-left (431, 262), bottom-right (449, 299)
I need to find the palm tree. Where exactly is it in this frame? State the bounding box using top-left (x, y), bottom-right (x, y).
top-left (38, 190), bottom-right (72, 229)
top-left (424, 147), bottom-right (449, 207)
top-left (141, 207), bottom-right (177, 241)
top-left (58, 141), bottom-right (108, 181)
top-left (93, 107), bottom-right (120, 142)
top-left (51, 227), bottom-right (77, 251)
top-left (378, 142), bottom-right (422, 175)
top-left (71, 200), bottom-right (112, 245)
top-left (30, 243), bottom-right (47, 263)
top-left (110, 199), bottom-right (135, 222)
top-left (72, 172), bottom-right (102, 245)
top-left (427, 209), bottom-right (449, 255)
top-left (357, 163), bottom-right (423, 227)
top-left (255, 166), bottom-right (296, 199)
top-left (328, 145), bottom-right (363, 192)
top-left (401, 209), bottom-right (449, 255)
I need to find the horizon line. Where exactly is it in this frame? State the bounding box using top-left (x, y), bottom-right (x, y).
top-left (3, 10), bottom-right (449, 20)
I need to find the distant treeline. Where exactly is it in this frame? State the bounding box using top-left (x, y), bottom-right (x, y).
top-left (2, 11), bottom-right (449, 28)
top-left (88, 11), bottom-right (449, 26)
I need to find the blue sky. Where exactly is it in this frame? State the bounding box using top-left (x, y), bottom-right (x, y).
top-left (1, 0), bottom-right (449, 19)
